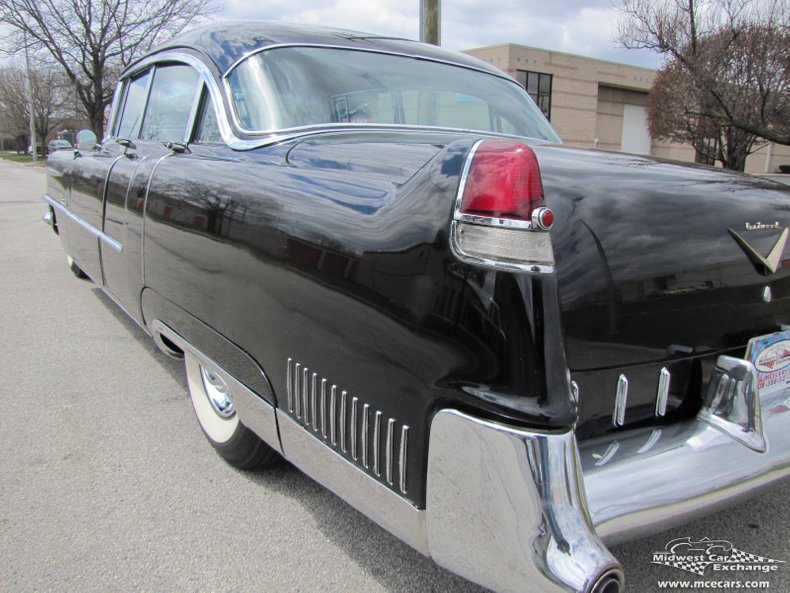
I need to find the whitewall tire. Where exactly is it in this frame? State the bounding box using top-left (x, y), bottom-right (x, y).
top-left (184, 351), bottom-right (279, 469)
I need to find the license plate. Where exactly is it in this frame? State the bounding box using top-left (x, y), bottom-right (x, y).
top-left (745, 329), bottom-right (790, 395)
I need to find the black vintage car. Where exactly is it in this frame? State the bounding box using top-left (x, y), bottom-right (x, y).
top-left (43, 21), bottom-right (790, 593)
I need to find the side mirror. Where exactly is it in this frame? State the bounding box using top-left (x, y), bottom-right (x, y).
top-left (76, 129), bottom-right (98, 151)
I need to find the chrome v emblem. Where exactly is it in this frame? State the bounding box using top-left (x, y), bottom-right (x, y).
top-left (728, 227), bottom-right (789, 275)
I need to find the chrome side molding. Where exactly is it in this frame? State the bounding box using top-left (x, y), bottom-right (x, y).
top-left (44, 194), bottom-right (123, 253)
top-left (698, 355), bottom-right (765, 451)
top-left (277, 411), bottom-right (429, 555)
top-left (399, 425), bottom-right (409, 494)
top-left (285, 358), bottom-right (410, 492)
top-left (426, 409), bottom-right (623, 593)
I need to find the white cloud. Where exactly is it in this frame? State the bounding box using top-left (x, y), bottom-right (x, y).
top-left (220, 0), bottom-right (418, 37)
top-left (216, 0), bottom-right (662, 68)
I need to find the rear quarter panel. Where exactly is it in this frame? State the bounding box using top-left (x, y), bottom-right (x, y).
top-left (142, 138), bottom-right (574, 504)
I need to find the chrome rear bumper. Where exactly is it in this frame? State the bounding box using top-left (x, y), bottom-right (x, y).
top-left (581, 383), bottom-right (790, 545)
top-left (425, 356), bottom-right (790, 593)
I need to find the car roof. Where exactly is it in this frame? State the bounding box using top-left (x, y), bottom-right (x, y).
top-left (135, 21), bottom-right (504, 79)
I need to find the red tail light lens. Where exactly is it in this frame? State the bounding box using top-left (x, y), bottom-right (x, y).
top-left (459, 140), bottom-right (545, 221)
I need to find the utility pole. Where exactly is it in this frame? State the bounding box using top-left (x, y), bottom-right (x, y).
top-left (23, 31), bottom-right (37, 161)
top-left (420, 0), bottom-right (441, 46)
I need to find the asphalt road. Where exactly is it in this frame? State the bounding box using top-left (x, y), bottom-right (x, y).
top-left (1, 158), bottom-right (788, 593)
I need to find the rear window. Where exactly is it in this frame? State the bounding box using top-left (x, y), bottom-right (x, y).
top-left (226, 47), bottom-right (559, 142)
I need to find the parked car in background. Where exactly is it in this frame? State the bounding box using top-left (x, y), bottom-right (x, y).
top-left (46, 139), bottom-right (72, 154)
top-left (42, 22), bottom-right (790, 593)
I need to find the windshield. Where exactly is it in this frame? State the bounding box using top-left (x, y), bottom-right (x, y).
top-left (226, 47), bottom-right (560, 142)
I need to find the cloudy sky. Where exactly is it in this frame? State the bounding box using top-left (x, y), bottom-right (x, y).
top-left (216, 0), bottom-right (662, 69)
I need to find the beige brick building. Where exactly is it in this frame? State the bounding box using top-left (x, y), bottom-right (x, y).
top-left (464, 43), bottom-right (789, 175)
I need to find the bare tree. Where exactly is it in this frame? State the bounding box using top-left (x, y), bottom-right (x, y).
top-left (618, 0), bottom-right (789, 170)
top-left (645, 33), bottom-right (771, 171)
top-left (0, 63), bottom-right (72, 149)
top-left (0, 0), bottom-right (218, 139)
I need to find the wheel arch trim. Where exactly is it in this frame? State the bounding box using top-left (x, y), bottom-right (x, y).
top-left (151, 319), bottom-right (283, 455)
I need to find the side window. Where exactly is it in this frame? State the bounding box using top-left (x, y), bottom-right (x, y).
top-left (194, 89), bottom-right (223, 144)
top-left (116, 71), bottom-right (152, 139)
top-left (140, 64), bottom-right (200, 142)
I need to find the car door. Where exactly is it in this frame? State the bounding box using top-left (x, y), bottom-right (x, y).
top-left (100, 63), bottom-right (201, 324)
top-left (57, 138), bottom-right (119, 284)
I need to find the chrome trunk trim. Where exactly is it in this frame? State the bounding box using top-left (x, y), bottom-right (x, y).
top-left (427, 409), bottom-right (622, 593)
top-left (655, 367), bottom-right (670, 417)
top-left (612, 374), bottom-right (628, 427)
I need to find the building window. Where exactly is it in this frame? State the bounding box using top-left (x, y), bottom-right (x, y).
top-left (696, 135), bottom-right (718, 165)
top-left (516, 70), bottom-right (552, 120)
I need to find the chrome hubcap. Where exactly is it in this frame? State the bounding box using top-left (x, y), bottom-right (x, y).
top-left (200, 366), bottom-right (235, 418)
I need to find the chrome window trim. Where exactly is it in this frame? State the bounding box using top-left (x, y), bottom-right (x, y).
top-left (222, 43), bottom-right (560, 143)
top-left (223, 42), bottom-right (519, 84)
top-left (243, 124), bottom-right (556, 149)
top-left (115, 49), bottom-right (559, 153)
top-left (184, 78), bottom-right (205, 144)
top-left (106, 80), bottom-right (123, 141)
top-left (116, 52), bottom-right (263, 151)
top-left (137, 63), bottom-right (203, 145)
top-left (44, 194), bottom-right (122, 253)
top-left (114, 67), bottom-right (156, 142)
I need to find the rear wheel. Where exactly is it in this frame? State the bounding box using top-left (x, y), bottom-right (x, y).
top-left (184, 352), bottom-right (279, 469)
